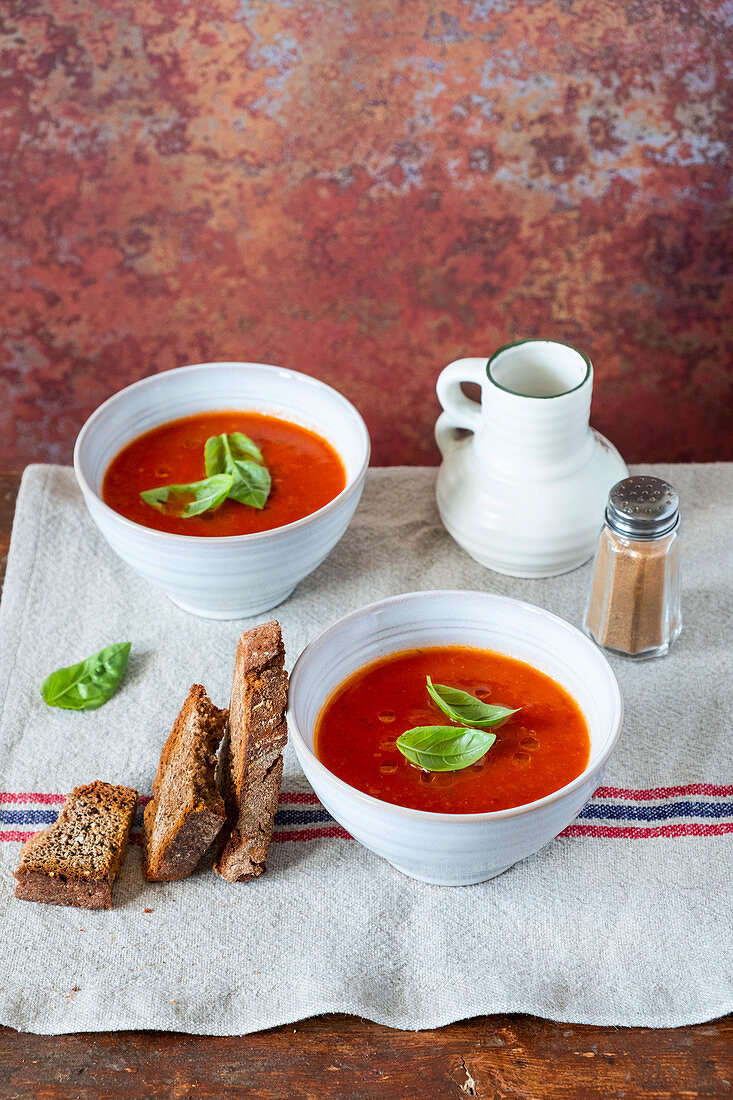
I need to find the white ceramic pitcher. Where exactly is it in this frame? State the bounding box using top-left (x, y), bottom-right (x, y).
top-left (435, 339), bottom-right (627, 577)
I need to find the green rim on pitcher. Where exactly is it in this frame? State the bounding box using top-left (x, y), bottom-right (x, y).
top-left (486, 339), bottom-right (592, 399)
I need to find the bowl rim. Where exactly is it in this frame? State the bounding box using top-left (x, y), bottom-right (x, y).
top-left (72, 361), bottom-right (371, 545)
top-left (288, 589), bottom-right (624, 823)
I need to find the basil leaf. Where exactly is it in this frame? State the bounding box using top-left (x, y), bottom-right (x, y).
top-left (227, 459), bottom-right (271, 508)
top-left (140, 474), bottom-right (233, 518)
top-left (396, 725), bottom-right (496, 772)
top-left (41, 642), bottom-right (131, 711)
top-left (203, 434), bottom-right (226, 477)
top-left (204, 433), bottom-right (271, 509)
top-left (205, 431), bottom-right (263, 471)
top-left (426, 676), bottom-right (520, 728)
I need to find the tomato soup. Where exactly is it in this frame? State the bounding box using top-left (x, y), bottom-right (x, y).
top-left (102, 411), bottom-right (347, 536)
top-left (314, 647), bottom-right (590, 814)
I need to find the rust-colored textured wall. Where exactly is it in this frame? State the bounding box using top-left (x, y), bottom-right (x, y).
top-left (2, 0), bottom-right (732, 467)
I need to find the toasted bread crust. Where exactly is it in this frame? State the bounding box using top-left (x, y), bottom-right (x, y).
top-left (214, 621), bottom-right (288, 882)
top-left (142, 684), bottom-right (228, 882)
top-left (13, 781), bottom-right (137, 910)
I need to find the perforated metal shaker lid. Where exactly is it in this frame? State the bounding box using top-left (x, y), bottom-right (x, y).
top-left (605, 476), bottom-right (679, 540)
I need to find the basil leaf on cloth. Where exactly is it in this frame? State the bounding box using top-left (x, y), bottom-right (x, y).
top-left (140, 474), bottom-right (233, 518)
top-left (204, 433), bottom-right (271, 509)
top-left (41, 642), bottom-right (132, 711)
top-left (396, 725), bottom-right (496, 772)
top-left (426, 676), bottom-right (519, 728)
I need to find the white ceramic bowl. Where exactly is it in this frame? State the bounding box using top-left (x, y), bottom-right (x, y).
top-left (74, 362), bottom-right (370, 619)
top-left (289, 591), bottom-right (623, 886)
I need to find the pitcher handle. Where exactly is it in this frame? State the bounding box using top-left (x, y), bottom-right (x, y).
top-left (435, 357), bottom-right (486, 457)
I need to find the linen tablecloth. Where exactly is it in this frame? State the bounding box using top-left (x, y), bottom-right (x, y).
top-left (0, 464), bottom-right (731, 1033)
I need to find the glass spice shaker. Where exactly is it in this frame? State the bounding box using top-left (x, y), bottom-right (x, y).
top-left (583, 476), bottom-right (681, 659)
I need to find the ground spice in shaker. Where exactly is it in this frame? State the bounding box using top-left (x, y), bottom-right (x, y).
top-left (584, 476), bottom-right (681, 659)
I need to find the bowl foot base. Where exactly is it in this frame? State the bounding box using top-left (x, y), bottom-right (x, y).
top-left (167, 586), bottom-right (297, 620)
top-left (386, 859), bottom-right (517, 886)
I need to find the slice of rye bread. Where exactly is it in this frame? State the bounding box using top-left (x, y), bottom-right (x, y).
top-left (214, 620), bottom-right (288, 882)
top-left (142, 684), bottom-right (229, 882)
top-left (13, 781), bottom-right (138, 910)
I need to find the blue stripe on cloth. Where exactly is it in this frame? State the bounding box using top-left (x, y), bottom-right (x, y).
top-left (139, 803), bottom-right (733, 828)
top-left (0, 807), bottom-right (332, 830)
top-left (0, 808), bottom-right (147, 828)
top-left (6, 803), bottom-right (730, 829)
top-left (0, 809), bottom-right (59, 825)
top-left (580, 800), bottom-right (733, 823)
top-left (274, 808), bottom-right (334, 827)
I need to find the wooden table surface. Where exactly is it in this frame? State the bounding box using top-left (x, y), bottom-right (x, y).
top-left (0, 470), bottom-right (730, 1100)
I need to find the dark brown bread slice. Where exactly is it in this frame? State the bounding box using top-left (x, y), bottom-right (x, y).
top-left (142, 684), bottom-right (228, 882)
top-left (13, 781), bottom-right (138, 910)
top-left (214, 621), bottom-right (288, 882)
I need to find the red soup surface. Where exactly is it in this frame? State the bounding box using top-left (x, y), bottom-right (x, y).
top-left (314, 646), bottom-right (591, 814)
top-left (102, 410), bottom-right (347, 536)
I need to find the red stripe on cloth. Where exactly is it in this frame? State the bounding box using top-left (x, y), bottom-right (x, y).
top-left (0, 830), bottom-right (149, 845)
top-left (6, 786), bottom-right (730, 810)
top-left (561, 822), bottom-right (733, 839)
top-left (272, 826), bottom-right (352, 843)
top-left (2, 823), bottom-right (731, 845)
top-left (594, 784), bottom-right (733, 801)
top-left (128, 827), bottom-right (351, 847)
top-left (0, 792), bottom-right (151, 805)
top-left (0, 792), bottom-right (65, 805)
top-left (125, 827), bottom-right (349, 847)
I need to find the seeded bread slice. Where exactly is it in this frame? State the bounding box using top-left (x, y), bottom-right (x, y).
top-left (214, 621), bottom-right (288, 882)
top-left (142, 684), bottom-right (228, 882)
top-left (13, 781), bottom-right (138, 910)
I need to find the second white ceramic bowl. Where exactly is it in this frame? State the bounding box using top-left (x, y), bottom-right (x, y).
top-left (74, 362), bottom-right (370, 619)
top-left (289, 591), bottom-right (623, 886)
